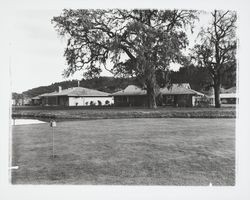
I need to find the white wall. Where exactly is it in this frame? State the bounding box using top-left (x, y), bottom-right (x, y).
top-left (84, 97), bottom-right (114, 106)
top-left (68, 97), bottom-right (85, 106)
top-left (68, 96), bottom-right (114, 106)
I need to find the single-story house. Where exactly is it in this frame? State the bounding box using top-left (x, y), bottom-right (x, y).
top-left (39, 86), bottom-right (113, 106)
top-left (112, 83), bottom-right (204, 107)
top-left (160, 83), bottom-right (204, 107)
top-left (112, 85), bottom-right (148, 107)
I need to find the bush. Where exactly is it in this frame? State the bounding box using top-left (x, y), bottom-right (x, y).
top-left (105, 100), bottom-right (110, 105)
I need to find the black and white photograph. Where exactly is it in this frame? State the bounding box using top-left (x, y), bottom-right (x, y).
top-left (1, 0), bottom-right (250, 199)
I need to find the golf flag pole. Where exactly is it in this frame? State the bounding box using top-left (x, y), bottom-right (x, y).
top-left (52, 126), bottom-right (54, 158)
top-left (50, 120), bottom-right (56, 158)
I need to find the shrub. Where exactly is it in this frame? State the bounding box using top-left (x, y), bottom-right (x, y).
top-left (105, 100), bottom-right (110, 105)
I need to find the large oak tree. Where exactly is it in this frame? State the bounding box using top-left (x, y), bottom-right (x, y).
top-left (193, 10), bottom-right (237, 108)
top-left (52, 9), bottom-right (197, 108)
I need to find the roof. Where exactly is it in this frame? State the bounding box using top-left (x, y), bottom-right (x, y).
top-left (31, 95), bottom-right (41, 100)
top-left (220, 93), bottom-right (237, 98)
top-left (208, 93), bottom-right (237, 99)
top-left (40, 87), bottom-right (110, 97)
top-left (112, 85), bottom-right (147, 96)
top-left (160, 84), bottom-right (204, 96)
top-left (112, 84), bottom-right (204, 96)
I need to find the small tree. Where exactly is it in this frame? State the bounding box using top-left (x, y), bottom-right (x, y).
top-left (193, 10), bottom-right (237, 108)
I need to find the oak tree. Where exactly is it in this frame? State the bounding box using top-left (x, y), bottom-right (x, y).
top-left (52, 9), bottom-right (197, 108)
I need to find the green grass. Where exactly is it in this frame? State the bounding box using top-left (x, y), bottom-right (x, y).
top-left (11, 118), bottom-right (235, 185)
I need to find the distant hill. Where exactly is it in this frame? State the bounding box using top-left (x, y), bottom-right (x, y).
top-left (13, 66), bottom-right (236, 100)
top-left (20, 77), bottom-right (138, 98)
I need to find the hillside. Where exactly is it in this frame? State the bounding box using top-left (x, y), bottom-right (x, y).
top-left (13, 65), bottom-right (236, 100)
top-left (21, 77), bottom-right (138, 98)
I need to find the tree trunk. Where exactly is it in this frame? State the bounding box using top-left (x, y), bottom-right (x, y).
top-left (147, 84), bottom-right (157, 109)
top-left (146, 72), bottom-right (157, 109)
top-left (214, 83), bottom-right (221, 108)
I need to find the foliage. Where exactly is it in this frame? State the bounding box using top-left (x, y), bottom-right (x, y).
top-left (192, 10), bottom-right (237, 108)
top-left (52, 9), bottom-right (198, 108)
top-left (169, 64), bottom-right (212, 92)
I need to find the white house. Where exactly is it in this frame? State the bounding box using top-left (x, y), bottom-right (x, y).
top-left (40, 86), bottom-right (113, 106)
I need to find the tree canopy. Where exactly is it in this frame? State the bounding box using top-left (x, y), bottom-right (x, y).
top-left (192, 10), bottom-right (237, 107)
top-left (52, 9), bottom-right (197, 108)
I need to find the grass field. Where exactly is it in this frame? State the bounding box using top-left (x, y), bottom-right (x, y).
top-left (12, 106), bottom-right (236, 120)
top-left (11, 118), bottom-right (235, 185)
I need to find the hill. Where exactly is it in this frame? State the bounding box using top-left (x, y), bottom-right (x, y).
top-left (20, 77), bottom-right (138, 98)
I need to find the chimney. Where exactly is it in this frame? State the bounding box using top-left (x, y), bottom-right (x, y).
top-left (58, 86), bottom-right (62, 93)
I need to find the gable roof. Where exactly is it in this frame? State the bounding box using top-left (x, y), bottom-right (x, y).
top-left (160, 84), bottom-right (204, 96)
top-left (112, 85), bottom-right (147, 96)
top-left (40, 87), bottom-right (110, 97)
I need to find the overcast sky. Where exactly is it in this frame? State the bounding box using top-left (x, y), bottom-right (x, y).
top-left (9, 9), bottom-right (210, 93)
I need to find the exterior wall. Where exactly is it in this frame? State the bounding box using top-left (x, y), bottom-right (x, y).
top-left (41, 96), bottom-right (113, 106)
top-left (114, 95), bottom-right (147, 107)
top-left (162, 94), bottom-right (193, 107)
top-left (221, 97), bottom-right (237, 104)
top-left (68, 96), bottom-right (114, 106)
top-left (58, 96), bottom-right (69, 106)
top-left (69, 97), bottom-right (85, 106)
top-left (47, 96), bottom-right (57, 105)
top-left (83, 97), bottom-right (114, 106)
top-left (176, 94), bottom-right (193, 107)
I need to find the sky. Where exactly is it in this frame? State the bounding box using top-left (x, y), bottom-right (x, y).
top-left (9, 9), bottom-right (210, 93)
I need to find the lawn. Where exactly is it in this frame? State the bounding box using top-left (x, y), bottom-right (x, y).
top-left (12, 106), bottom-right (236, 120)
top-left (11, 118), bottom-right (235, 185)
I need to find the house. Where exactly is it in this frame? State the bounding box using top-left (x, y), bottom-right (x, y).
top-left (208, 86), bottom-right (237, 105)
top-left (39, 86), bottom-right (113, 106)
top-left (112, 85), bottom-right (148, 107)
top-left (160, 83), bottom-right (204, 107)
top-left (112, 83), bottom-right (204, 107)
top-left (31, 95), bottom-right (42, 105)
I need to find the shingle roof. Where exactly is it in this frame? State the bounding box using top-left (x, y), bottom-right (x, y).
top-left (40, 87), bottom-right (110, 97)
top-left (112, 85), bottom-right (147, 96)
top-left (160, 84), bottom-right (204, 96)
